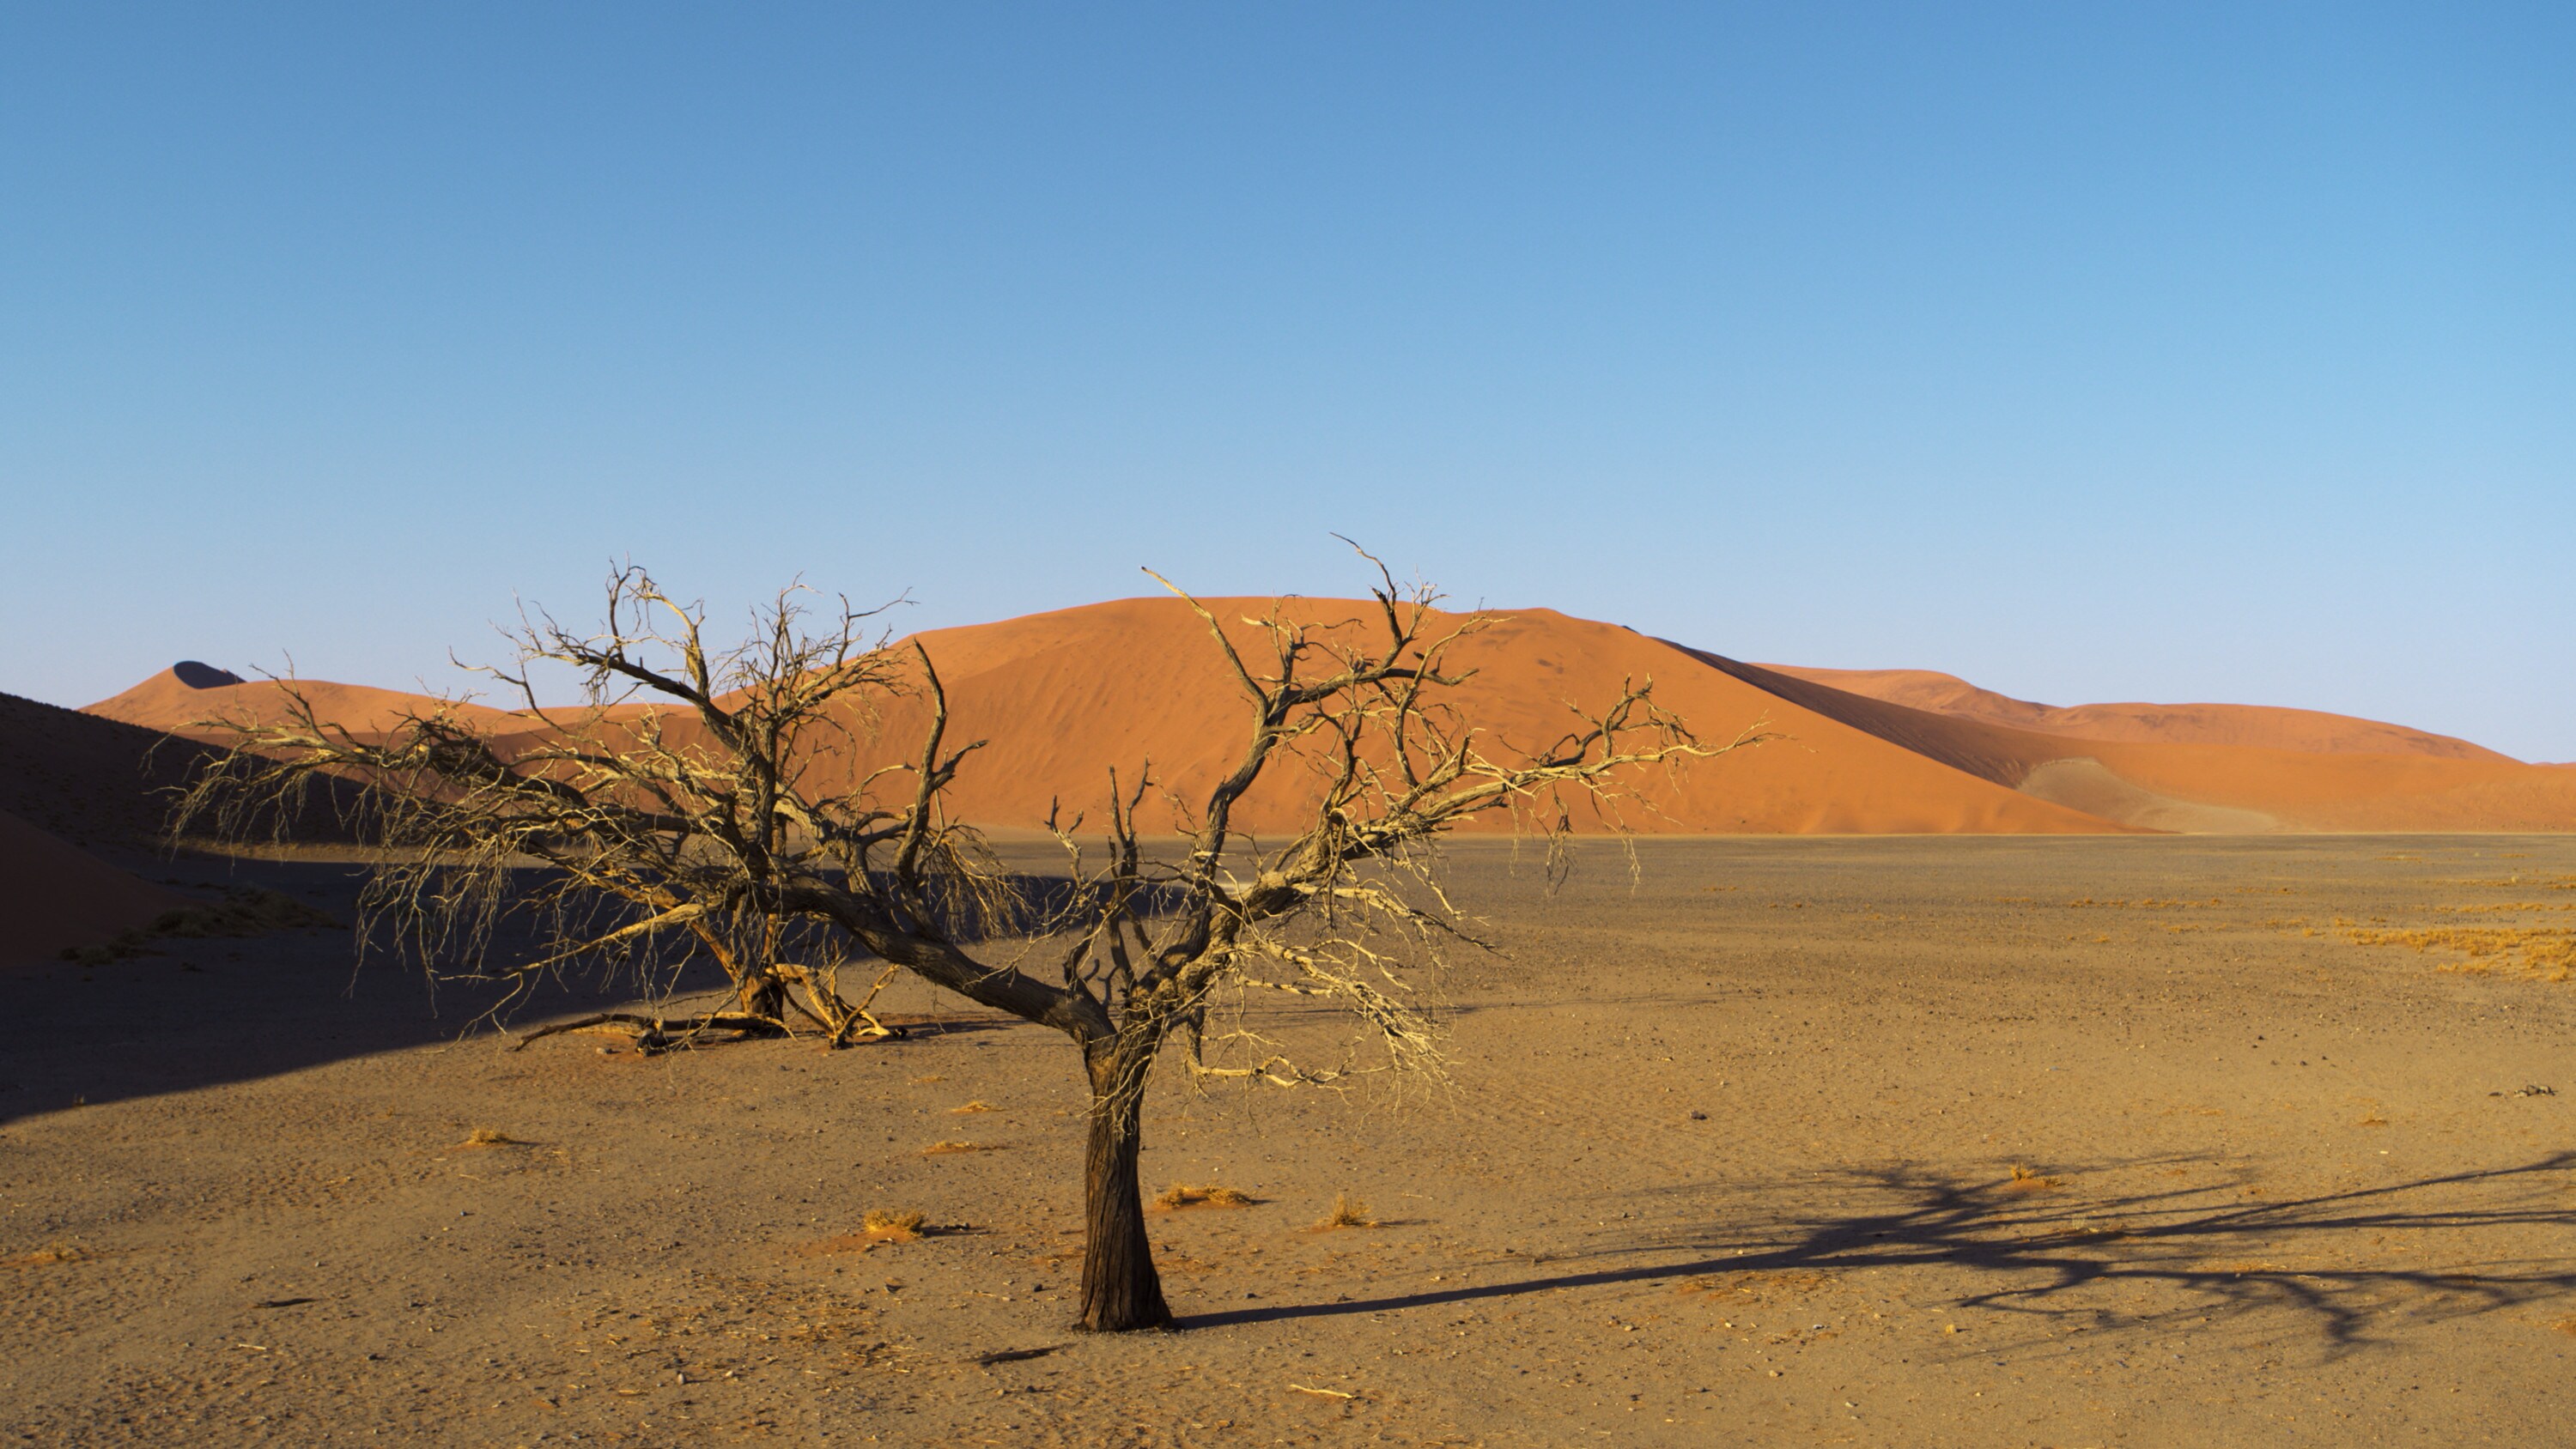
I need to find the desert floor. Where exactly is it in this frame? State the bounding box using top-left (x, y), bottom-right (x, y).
top-left (6, 836), bottom-right (2574, 1446)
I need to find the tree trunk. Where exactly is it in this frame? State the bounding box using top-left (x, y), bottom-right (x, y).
top-left (1077, 1041), bottom-right (1171, 1331)
top-left (741, 969), bottom-right (786, 1022)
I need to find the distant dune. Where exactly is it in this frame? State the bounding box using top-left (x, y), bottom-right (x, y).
top-left (86, 664), bottom-right (519, 740)
top-left (1762, 663), bottom-right (2512, 762)
top-left (0, 809), bottom-right (182, 966)
top-left (1702, 654), bottom-right (2576, 833)
top-left (57, 597), bottom-right (2576, 836)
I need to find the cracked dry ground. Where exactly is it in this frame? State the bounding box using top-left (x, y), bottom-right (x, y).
top-left (6, 836), bottom-right (2576, 1446)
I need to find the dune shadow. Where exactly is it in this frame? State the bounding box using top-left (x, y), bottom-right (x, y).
top-left (1178, 1152), bottom-right (2576, 1357)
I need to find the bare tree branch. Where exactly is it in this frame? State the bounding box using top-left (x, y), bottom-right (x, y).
top-left (173, 553), bottom-right (1768, 1333)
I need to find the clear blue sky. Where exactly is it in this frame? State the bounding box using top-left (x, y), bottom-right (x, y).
top-left (4, 4), bottom-right (2570, 758)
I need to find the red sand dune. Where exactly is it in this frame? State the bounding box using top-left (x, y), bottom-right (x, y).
top-left (459, 597), bottom-right (2127, 834)
top-left (729, 598), bottom-right (2127, 836)
top-left (0, 809), bottom-right (184, 966)
top-left (87, 664), bottom-right (517, 741)
top-left (70, 602), bottom-right (2576, 836)
top-left (1762, 663), bottom-right (2512, 762)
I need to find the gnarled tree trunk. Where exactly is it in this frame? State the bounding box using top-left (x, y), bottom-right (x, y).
top-left (739, 969), bottom-right (787, 1022)
top-left (1077, 1038), bottom-right (1170, 1331)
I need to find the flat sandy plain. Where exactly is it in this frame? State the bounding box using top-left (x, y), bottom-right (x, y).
top-left (6, 836), bottom-right (2574, 1446)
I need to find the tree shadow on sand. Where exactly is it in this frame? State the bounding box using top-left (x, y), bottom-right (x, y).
top-left (1181, 1151), bottom-right (2576, 1358)
top-left (2, 853), bottom-right (1034, 1125)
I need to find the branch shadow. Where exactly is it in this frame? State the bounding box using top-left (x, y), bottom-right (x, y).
top-left (1178, 1152), bottom-right (2576, 1358)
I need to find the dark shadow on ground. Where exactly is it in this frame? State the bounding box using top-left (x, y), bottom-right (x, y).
top-left (1177, 1153), bottom-right (2576, 1358)
top-left (0, 851), bottom-right (1027, 1125)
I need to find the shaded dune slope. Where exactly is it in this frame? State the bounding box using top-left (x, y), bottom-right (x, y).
top-left (1, 689), bottom-right (366, 850)
top-left (1691, 653), bottom-right (2576, 833)
top-left (1763, 663), bottom-right (2512, 762)
top-left (1, 690), bottom-right (225, 848)
top-left (0, 809), bottom-right (185, 966)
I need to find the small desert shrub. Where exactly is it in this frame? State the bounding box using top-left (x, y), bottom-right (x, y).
top-left (459, 1127), bottom-right (526, 1148)
top-left (1313, 1191), bottom-right (1376, 1230)
top-left (1154, 1184), bottom-right (1255, 1210)
top-left (2005, 1165), bottom-right (2061, 1192)
top-left (58, 888), bottom-right (341, 966)
top-left (862, 1209), bottom-right (927, 1241)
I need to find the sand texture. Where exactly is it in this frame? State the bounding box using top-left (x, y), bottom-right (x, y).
top-left (6, 836), bottom-right (2573, 1445)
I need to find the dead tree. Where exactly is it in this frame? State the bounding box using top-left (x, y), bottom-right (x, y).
top-left (173, 573), bottom-right (931, 1049)
top-left (177, 555), bottom-right (1763, 1332)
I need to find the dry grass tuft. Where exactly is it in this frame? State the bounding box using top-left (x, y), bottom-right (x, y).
top-left (1311, 1191), bottom-right (1377, 1230)
top-left (3, 1243), bottom-right (88, 1268)
top-left (1154, 1184), bottom-right (1257, 1210)
top-left (921, 1140), bottom-right (999, 1155)
top-left (861, 1210), bottom-right (927, 1242)
top-left (2345, 925), bottom-right (2576, 982)
top-left (949, 1100), bottom-right (997, 1115)
top-left (459, 1127), bottom-right (527, 1148)
top-left (2004, 1164), bottom-right (2062, 1193)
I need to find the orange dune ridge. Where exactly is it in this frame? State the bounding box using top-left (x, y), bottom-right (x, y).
top-left (704, 597), bottom-right (2126, 836)
top-left (0, 809), bottom-right (185, 967)
top-left (443, 597), bottom-right (2123, 834)
top-left (77, 598), bottom-right (2576, 835)
top-left (86, 661), bottom-right (520, 741)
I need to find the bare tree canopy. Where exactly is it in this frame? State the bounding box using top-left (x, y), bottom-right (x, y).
top-left (177, 551), bottom-right (1765, 1331)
